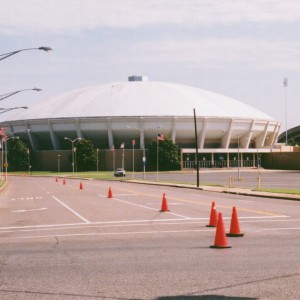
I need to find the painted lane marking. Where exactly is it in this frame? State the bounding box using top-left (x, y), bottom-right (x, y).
top-left (259, 227), bottom-right (300, 231)
top-left (0, 215), bottom-right (290, 232)
top-left (10, 196), bottom-right (43, 201)
top-left (108, 196), bottom-right (191, 219)
top-left (12, 208), bottom-right (47, 213)
top-left (0, 229), bottom-right (214, 241)
top-left (110, 186), bottom-right (284, 217)
top-left (0, 221), bottom-right (215, 235)
top-left (0, 216), bottom-right (291, 235)
top-left (147, 202), bottom-right (184, 206)
top-left (52, 195), bottom-right (90, 224)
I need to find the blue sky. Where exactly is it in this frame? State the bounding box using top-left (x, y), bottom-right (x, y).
top-left (1, 0), bottom-right (300, 132)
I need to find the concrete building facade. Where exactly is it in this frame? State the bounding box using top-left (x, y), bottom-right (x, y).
top-left (0, 76), bottom-right (281, 170)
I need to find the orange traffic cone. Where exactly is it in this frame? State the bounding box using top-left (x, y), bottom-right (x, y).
top-left (79, 182), bottom-right (83, 190)
top-left (63, 178), bottom-right (66, 185)
top-left (210, 213), bottom-right (232, 249)
top-left (55, 177), bottom-right (58, 183)
top-left (160, 193), bottom-right (170, 212)
top-left (226, 207), bottom-right (244, 237)
top-left (108, 187), bottom-right (113, 198)
top-left (206, 201), bottom-right (218, 227)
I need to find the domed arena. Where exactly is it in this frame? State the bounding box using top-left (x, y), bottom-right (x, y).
top-left (0, 76), bottom-right (281, 170)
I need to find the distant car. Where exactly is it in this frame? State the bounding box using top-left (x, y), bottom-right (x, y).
top-left (114, 168), bottom-right (126, 177)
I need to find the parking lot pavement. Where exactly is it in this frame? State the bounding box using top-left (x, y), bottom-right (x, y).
top-left (128, 168), bottom-right (300, 201)
top-left (0, 175), bottom-right (300, 299)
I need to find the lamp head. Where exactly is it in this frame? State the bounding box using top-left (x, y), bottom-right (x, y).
top-left (38, 46), bottom-right (53, 52)
top-left (33, 88), bottom-right (42, 92)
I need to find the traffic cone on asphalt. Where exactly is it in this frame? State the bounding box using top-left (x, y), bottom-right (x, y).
top-left (206, 201), bottom-right (218, 227)
top-left (63, 178), bottom-right (66, 185)
top-left (55, 177), bottom-right (58, 183)
top-left (210, 213), bottom-right (232, 249)
top-left (226, 207), bottom-right (244, 237)
top-left (79, 182), bottom-right (83, 190)
top-left (160, 193), bottom-right (170, 212)
top-left (108, 187), bottom-right (113, 198)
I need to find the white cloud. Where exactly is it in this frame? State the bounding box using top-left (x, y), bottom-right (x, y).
top-left (1, 0), bottom-right (300, 36)
top-left (116, 37), bottom-right (300, 70)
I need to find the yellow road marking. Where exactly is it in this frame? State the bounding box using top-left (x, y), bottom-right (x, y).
top-left (105, 185), bottom-right (284, 217)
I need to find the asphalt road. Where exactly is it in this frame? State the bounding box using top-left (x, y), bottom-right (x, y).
top-left (133, 168), bottom-right (300, 190)
top-left (0, 176), bottom-right (299, 299)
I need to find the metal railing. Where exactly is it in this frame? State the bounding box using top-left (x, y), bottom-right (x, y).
top-left (183, 160), bottom-right (255, 169)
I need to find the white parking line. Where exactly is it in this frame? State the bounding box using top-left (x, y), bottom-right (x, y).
top-left (111, 197), bottom-right (191, 219)
top-left (0, 215), bottom-right (290, 232)
top-left (52, 195), bottom-right (90, 224)
top-left (147, 202), bottom-right (184, 206)
top-left (12, 208), bottom-right (47, 213)
top-left (259, 227), bottom-right (300, 231)
top-left (0, 229), bottom-right (213, 241)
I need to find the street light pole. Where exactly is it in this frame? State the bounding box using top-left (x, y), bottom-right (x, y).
top-left (57, 154), bottom-right (61, 173)
top-left (0, 46), bottom-right (52, 61)
top-left (283, 78), bottom-right (288, 145)
top-left (132, 140), bottom-right (135, 179)
top-left (96, 148), bottom-right (99, 173)
top-left (237, 134), bottom-right (241, 180)
top-left (64, 137), bottom-right (82, 175)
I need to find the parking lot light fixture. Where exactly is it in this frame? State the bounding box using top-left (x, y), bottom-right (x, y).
top-left (64, 137), bottom-right (82, 175)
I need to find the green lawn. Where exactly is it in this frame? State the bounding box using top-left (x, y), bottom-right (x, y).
top-left (254, 188), bottom-right (300, 195)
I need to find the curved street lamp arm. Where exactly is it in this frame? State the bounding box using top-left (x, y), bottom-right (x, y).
top-left (0, 106), bottom-right (28, 114)
top-left (0, 88), bottom-right (42, 101)
top-left (0, 46), bottom-right (53, 61)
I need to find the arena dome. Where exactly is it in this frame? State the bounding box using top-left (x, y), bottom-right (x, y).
top-left (0, 76), bottom-right (280, 156)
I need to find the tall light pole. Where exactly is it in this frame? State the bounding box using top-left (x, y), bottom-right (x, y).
top-left (193, 108), bottom-right (200, 187)
top-left (27, 148), bottom-right (31, 175)
top-left (0, 46), bottom-right (52, 61)
top-left (64, 137), bottom-right (82, 174)
top-left (132, 139), bottom-right (135, 179)
top-left (283, 78), bottom-right (288, 145)
top-left (237, 134), bottom-right (241, 180)
top-left (57, 154), bottom-right (61, 173)
top-left (96, 148), bottom-right (99, 173)
top-left (156, 129), bottom-right (164, 181)
top-left (0, 88), bottom-right (42, 102)
top-left (125, 126), bottom-right (144, 178)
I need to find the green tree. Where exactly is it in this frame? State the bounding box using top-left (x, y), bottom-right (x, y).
top-left (74, 139), bottom-right (97, 171)
top-left (147, 137), bottom-right (181, 171)
top-left (7, 139), bottom-right (30, 171)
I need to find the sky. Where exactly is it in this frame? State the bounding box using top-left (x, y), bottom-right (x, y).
top-left (1, 0), bottom-right (300, 133)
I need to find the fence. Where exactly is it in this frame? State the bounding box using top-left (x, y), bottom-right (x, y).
top-left (183, 160), bottom-right (256, 169)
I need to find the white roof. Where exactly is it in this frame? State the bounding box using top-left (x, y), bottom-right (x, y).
top-left (0, 81), bottom-right (274, 121)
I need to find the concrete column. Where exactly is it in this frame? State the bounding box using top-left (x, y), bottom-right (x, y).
top-left (107, 118), bottom-right (114, 148)
top-left (48, 120), bottom-right (60, 150)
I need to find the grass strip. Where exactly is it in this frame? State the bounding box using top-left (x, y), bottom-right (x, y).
top-left (253, 188), bottom-right (300, 195)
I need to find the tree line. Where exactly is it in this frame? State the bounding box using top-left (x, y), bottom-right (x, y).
top-left (6, 137), bottom-right (181, 171)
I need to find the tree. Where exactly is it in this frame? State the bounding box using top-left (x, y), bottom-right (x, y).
top-left (74, 139), bottom-right (97, 171)
top-left (147, 137), bottom-right (181, 171)
top-left (7, 139), bottom-right (30, 171)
